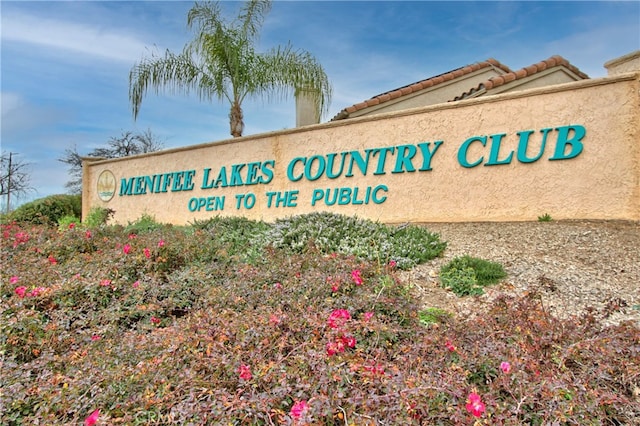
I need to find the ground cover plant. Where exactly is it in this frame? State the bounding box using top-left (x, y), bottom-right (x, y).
top-left (1, 213), bottom-right (638, 425)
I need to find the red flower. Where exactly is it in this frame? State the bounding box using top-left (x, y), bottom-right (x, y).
top-left (445, 340), bottom-right (456, 352)
top-left (10, 275), bottom-right (19, 284)
top-left (69, 223), bottom-right (76, 229)
top-left (327, 309), bottom-right (351, 329)
top-left (158, 239), bottom-right (165, 247)
top-left (465, 392), bottom-right (486, 417)
top-left (290, 400), bottom-right (308, 420)
top-left (91, 334), bottom-right (101, 341)
top-left (99, 280), bottom-right (111, 287)
top-left (84, 409), bottom-right (100, 426)
top-left (48, 255), bottom-right (58, 265)
top-left (500, 361), bottom-right (511, 374)
top-left (14, 286), bottom-right (27, 298)
top-left (143, 247), bottom-right (151, 258)
top-left (150, 316), bottom-right (161, 325)
top-left (85, 230), bottom-right (92, 239)
top-left (389, 259), bottom-right (397, 268)
top-left (238, 364), bottom-right (252, 381)
top-left (123, 244), bottom-right (131, 254)
top-left (363, 311), bottom-right (374, 321)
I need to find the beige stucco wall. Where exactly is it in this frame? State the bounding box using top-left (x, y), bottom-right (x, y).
top-left (83, 71), bottom-right (640, 225)
top-left (605, 50), bottom-right (640, 75)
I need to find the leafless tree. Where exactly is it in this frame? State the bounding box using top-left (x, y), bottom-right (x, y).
top-left (59, 129), bottom-right (164, 194)
top-left (1, 151), bottom-right (33, 212)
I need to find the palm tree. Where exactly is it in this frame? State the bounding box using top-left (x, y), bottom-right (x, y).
top-left (129, 0), bottom-right (332, 138)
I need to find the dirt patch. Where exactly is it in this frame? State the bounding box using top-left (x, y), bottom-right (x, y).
top-left (400, 220), bottom-right (640, 326)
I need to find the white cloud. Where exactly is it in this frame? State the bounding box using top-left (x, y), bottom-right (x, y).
top-left (1, 11), bottom-right (149, 63)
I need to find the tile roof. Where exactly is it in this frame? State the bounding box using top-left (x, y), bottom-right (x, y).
top-left (452, 55), bottom-right (590, 101)
top-left (331, 58), bottom-right (513, 121)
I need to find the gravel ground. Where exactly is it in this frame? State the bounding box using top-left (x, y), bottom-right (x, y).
top-left (401, 220), bottom-right (640, 326)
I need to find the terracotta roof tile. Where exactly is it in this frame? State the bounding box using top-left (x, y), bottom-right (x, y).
top-left (452, 55), bottom-right (589, 101)
top-left (330, 58), bottom-right (513, 121)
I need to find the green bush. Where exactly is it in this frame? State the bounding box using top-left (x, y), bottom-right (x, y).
top-left (84, 207), bottom-right (114, 227)
top-left (8, 194), bottom-right (81, 225)
top-left (125, 213), bottom-right (164, 234)
top-left (440, 255), bottom-right (507, 296)
top-left (257, 212), bottom-right (446, 269)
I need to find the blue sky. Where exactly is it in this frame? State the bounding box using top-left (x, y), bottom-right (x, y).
top-left (1, 0), bottom-right (639, 207)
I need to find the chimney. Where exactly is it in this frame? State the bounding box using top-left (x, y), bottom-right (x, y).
top-left (295, 88), bottom-right (320, 127)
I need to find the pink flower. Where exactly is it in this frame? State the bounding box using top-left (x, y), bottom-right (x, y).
top-left (143, 247), bottom-right (151, 259)
top-left (132, 280), bottom-right (140, 289)
top-left (99, 279), bottom-right (111, 287)
top-left (326, 341), bottom-right (339, 356)
top-left (85, 230), bottom-right (92, 239)
top-left (91, 334), bottom-right (101, 341)
top-left (27, 287), bottom-right (46, 297)
top-left (123, 244), bottom-right (131, 254)
top-left (269, 314), bottom-right (281, 326)
top-left (274, 282), bottom-right (283, 290)
top-left (445, 340), bottom-right (456, 352)
top-left (10, 276), bottom-right (19, 284)
top-left (84, 409), bottom-right (100, 426)
top-left (48, 255), bottom-right (57, 265)
top-left (500, 361), bottom-right (511, 374)
top-left (327, 309), bottom-right (351, 329)
top-left (290, 400), bottom-right (308, 420)
top-left (363, 311), bottom-right (374, 321)
top-left (465, 392), bottom-right (486, 417)
top-left (340, 334), bottom-right (356, 348)
top-left (128, 233), bottom-right (137, 239)
top-left (158, 239), bottom-right (165, 247)
top-left (238, 364), bottom-right (252, 381)
top-left (389, 259), bottom-right (397, 268)
top-left (69, 223), bottom-right (76, 229)
top-left (150, 316), bottom-right (161, 325)
top-left (351, 269), bottom-right (363, 285)
top-left (14, 286), bottom-right (27, 298)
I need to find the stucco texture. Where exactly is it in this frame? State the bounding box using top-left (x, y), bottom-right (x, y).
top-left (83, 72), bottom-right (640, 225)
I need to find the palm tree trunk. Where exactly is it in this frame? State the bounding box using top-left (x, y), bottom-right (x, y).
top-left (229, 101), bottom-right (244, 137)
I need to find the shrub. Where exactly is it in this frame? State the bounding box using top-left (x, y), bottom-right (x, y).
top-left (538, 213), bottom-right (553, 222)
top-left (419, 306), bottom-right (452, 326)
top-left (440, 255), bottom-right (507, 296)
top-left (125, 213), bottom-right (164, 234)
top-left (257, 212), bottom-right (446, 269)
top-left (84, 207), bottom-right (114, 227)
top-left (8, 194), bottom-right (81, 225)
top-left (1, 217), bottom-right (637, 425)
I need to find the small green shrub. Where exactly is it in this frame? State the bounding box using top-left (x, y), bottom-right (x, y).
top-left (8, 194), bottom-right (82, 225)
top-left (418, 307), bottom-right (452, 326)
top-left (125, 213), bottom-right (164, 234)
top-left (440, 255), bottom-right (507, 296)
top-left (84, 207), bottom-right (114, 227)
top-left (538, 213), bottom-right (553, 222)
